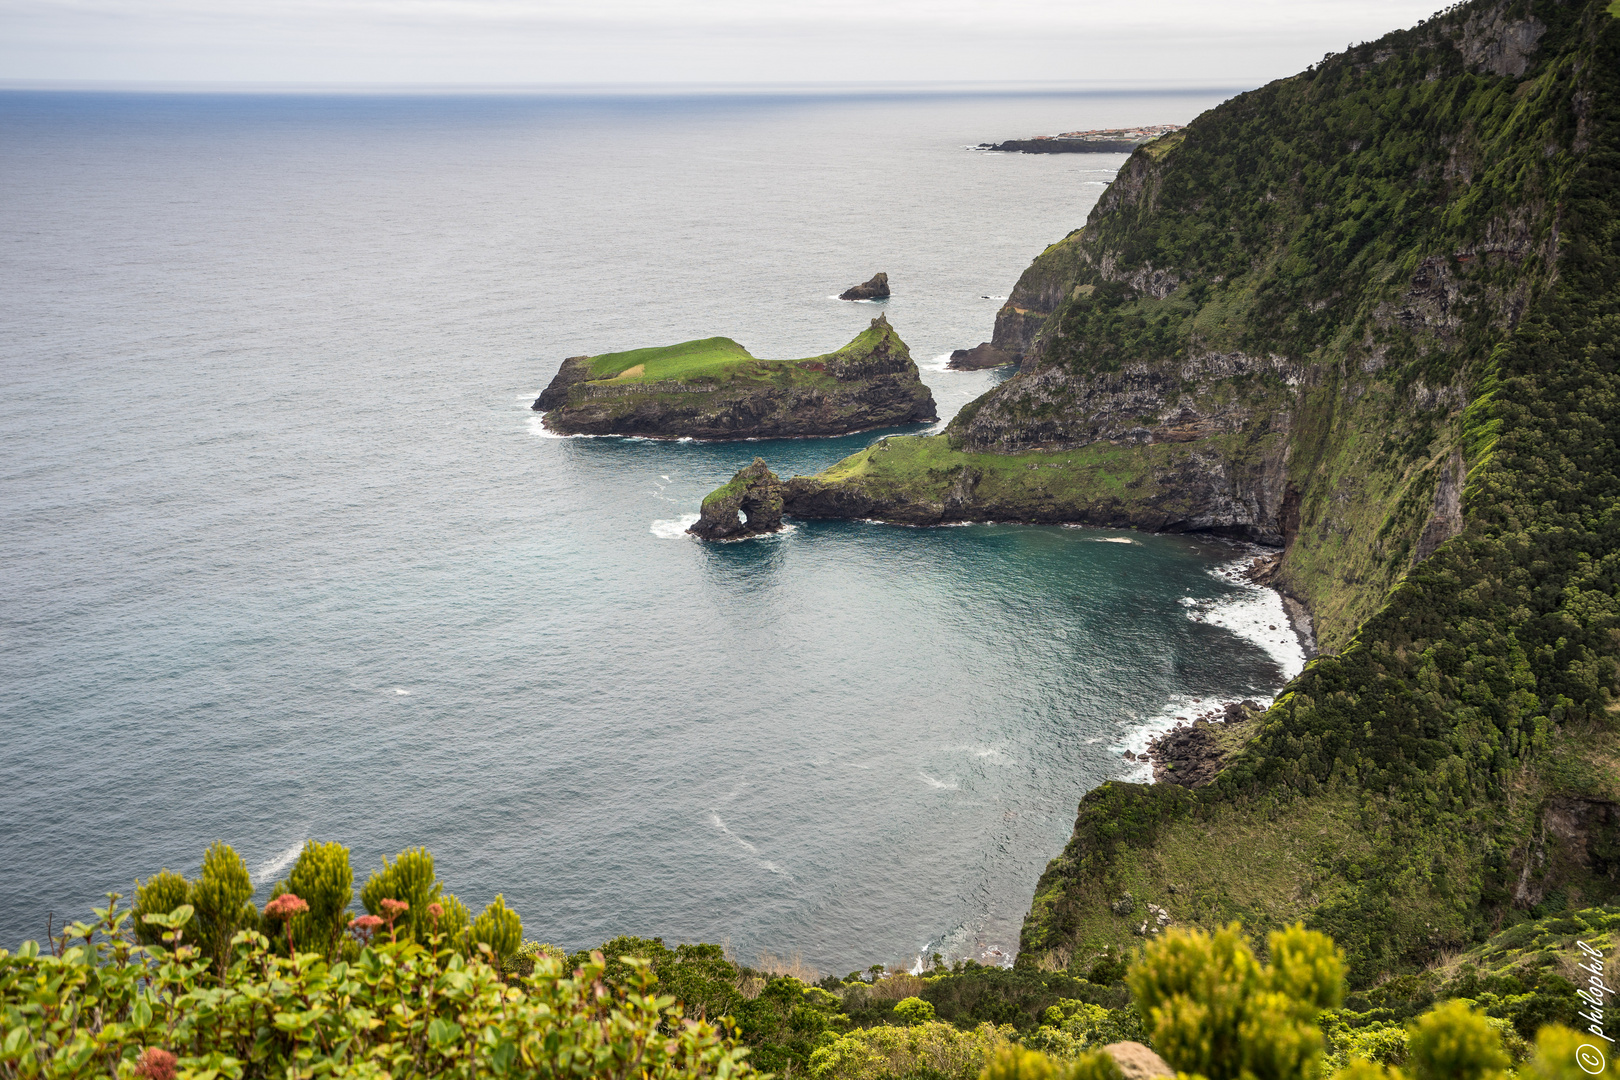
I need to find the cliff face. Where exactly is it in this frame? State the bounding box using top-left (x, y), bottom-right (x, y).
top-left (535, 316), bottom-right (936, 439)
top-left (1006, 0), bottom-right (1620, 986)
top-left (776, 0), bottom-right (1620, 988)
top-left (787, 0), bottom-right (1596, 654)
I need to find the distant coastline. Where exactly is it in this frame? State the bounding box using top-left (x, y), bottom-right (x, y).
top-left (975, 123), bottom-right (1181, 154)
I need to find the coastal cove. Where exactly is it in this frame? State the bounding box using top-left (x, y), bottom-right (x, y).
top-left (0, 85), bottom-right (1298, 969)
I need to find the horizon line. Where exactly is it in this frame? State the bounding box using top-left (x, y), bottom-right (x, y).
top-left (0, 78), bottom-right (1257, 99)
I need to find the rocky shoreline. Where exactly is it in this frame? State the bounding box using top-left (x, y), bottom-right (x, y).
top-left (1128, 699), bottom-right (1264, 787)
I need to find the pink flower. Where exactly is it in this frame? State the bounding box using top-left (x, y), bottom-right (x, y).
top-left (264, 894), bottom-right (309, 919)
top-left (428, 902), bottom-right (444, 920)
top-left (136, 1048), bottom-right (177, 1080)
top-left (379, 898), bottom-right (409, 917)
top-left (348, 914), bottom-right (384, 942)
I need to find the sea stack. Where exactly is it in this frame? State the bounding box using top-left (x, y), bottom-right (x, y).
top-left (946, 342), bottom-right (1016, 370)
top-left (839, 273), bottom-right (890, 300)
top-left (689, 459), bottom-right (784, 540)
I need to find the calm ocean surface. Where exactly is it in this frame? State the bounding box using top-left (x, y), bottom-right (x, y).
top-left (0, 87), bottom-right (1301, 969)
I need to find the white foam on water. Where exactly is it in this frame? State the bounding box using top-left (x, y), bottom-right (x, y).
top-left (710, 812), bottom-right (757, 852)
top-left (945, 743), bottom-right (1011, 765)
top-left (651, 514), bottom-right (700, 538)
top-left (393, 688), bottom-right (410, 695)
top-left (1113, 553), bottom-right (1306, 783)
top-left (918, 771), bottom-right (959, 791)
top-left (528, 414), bottom-right (567, 440)
top-left (1060, 526), bottom-right (1137, 543)
top-left (1184, 556), bottom-right (1306, 681)
top-left (923, 352), bottom-right (955, 372)
top-left (711, 812), bottom-right (791, 879)
top-left (253, 839), bottom-right (305, 886)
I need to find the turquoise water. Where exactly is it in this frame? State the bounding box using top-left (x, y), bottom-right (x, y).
top-left (0, 88), bottom-right (1296, 969)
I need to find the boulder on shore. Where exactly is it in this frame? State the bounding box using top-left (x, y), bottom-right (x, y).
top-left (947, 342), bottom-right (1016, 370)
top-left (840, 273), bottom-right (890, 300)
top-left (689, 458), bottom-right (785, 540)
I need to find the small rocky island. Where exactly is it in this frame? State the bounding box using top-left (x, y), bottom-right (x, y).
top-left (839, 273), bottom-right (889, 301)
top-left (946, 342), bottom-right (1016, 370)
top-left (977, 124), bottom-right (1181, 154)
top-left (534, 314), bottom-right (935, 439)
top-left (688, 458), bottom-right (784, 540)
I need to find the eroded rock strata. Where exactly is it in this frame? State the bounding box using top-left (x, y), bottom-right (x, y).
top-left (534, 315), bottom-right (935, 439)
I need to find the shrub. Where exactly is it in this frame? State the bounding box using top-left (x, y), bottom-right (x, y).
top-left (283, 839), bottom-right (353, 958)
top-left (809, 1020), bottom-right (1012, 1080)
top-left (1127, 921), bottom-right (1345, 1080)
top-left (468, 893), bottom-right (522, 961)
top-left (0, 895), bottom-right (757, 1080)
top-left (894, 996), bottom-right (935, 1025)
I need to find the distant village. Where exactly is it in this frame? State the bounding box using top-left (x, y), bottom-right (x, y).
top-left (976, 124), bottom-right (1183, 154)
top-left (1041, 124), bottom-right (1183, 142)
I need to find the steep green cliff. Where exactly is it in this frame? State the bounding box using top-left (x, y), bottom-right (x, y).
top-left (778, 0), bottom-right (1620, 984)
top-left (785, 0), bottom-right (1613, 654)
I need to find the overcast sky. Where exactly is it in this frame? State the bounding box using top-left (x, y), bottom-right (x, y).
top-left (2, 0), bottom-right (1447, 88)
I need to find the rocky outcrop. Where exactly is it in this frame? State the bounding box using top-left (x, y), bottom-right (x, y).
top-left (839, 273), bottom-right (890, 301)
top-left (534, 316), bottom-right (935, 439)
top-left (1100, 1043), bottom-right (1174, 1079)
top-left (689, 459), bottom-right (785, 540)
top-left (533, 356), bottom-right (593, 410)
top-left (1413, 449), bottom-right (1465, 564)
top-left (1146, 701), bottom-right (1262, 788)
top-left (946, 342), bottom-right (1016, 370)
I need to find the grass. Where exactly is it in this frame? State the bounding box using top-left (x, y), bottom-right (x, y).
top-left (585, 337), bottom-right (755, 380)
top-left (581, 320), bottom-right (902, 387)
top-left (818, 433), bottom-right (1195, 507)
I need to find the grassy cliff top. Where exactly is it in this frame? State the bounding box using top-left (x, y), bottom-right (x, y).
top-left (582, 318), bottom-right (907, 386)
top-left (585, 337), bottom-right (755, 380)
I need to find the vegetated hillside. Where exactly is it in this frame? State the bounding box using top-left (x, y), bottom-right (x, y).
top-left (782, 0), bottom-right (1620, 986)
top-left (786, 0), bottom-right (1612, 655)
top-left (1003, 0), bottom-right (1620, 985)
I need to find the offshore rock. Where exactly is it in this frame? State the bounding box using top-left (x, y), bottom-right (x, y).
top-left (534, 315), bottom-right (935, 439)
top-left (946, 342), bottom-right (1017, 370)
top-left (689, 459), bottom-right (784, 540)
top-left (839, 273), bottom-right (890, 300)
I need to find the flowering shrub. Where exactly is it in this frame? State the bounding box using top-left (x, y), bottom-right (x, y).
top-left (0, 896), bottom-right (757, 1080)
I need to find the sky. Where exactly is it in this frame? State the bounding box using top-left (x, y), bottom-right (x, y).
top-left (2, 0), bottom-right (1449, 88)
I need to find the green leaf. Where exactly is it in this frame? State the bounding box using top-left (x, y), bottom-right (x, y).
top-left (427, 1017), bottom-right (463, 1050)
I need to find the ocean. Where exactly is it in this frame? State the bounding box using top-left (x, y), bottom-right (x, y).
top-left (0, 86), bottom-right (1300, 970)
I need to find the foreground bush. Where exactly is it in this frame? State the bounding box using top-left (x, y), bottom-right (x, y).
top-left (990, 922), bottom-right (1615, 1080)
top-left (808, 1019), bottom-right (1012, 1080)
top-left (0, 897), bottom-right (756, 1080)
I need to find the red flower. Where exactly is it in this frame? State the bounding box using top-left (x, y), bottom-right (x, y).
top-left (136, 1048), bottom-right (177, 1080)
top-left (264, 894), bottom-right (309, 919)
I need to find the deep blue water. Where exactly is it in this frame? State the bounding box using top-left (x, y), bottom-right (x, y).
top-left (0, 88), bottom-right (1300, 971)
